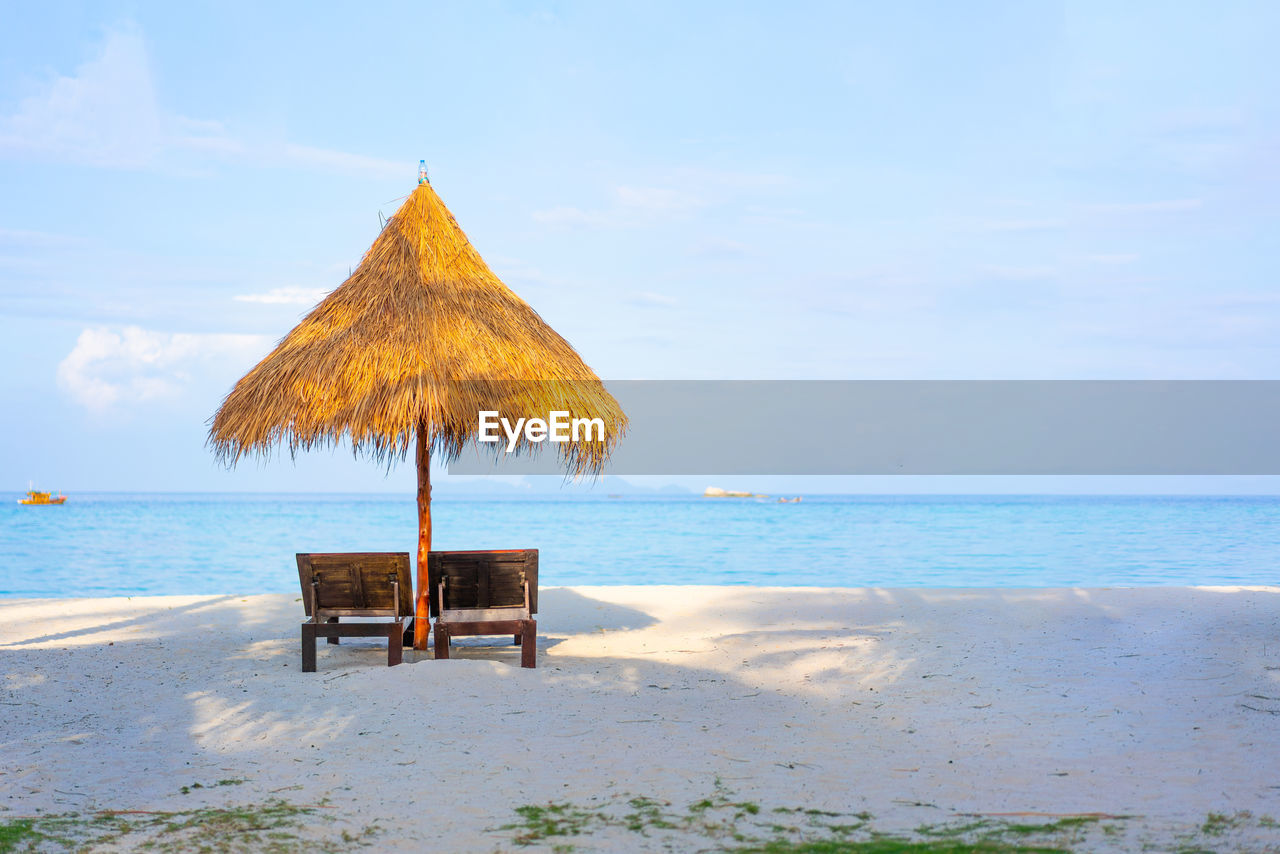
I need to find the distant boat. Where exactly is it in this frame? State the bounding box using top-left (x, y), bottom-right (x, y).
top-left (705, 486), bottom-right (760, 498)
top-left (19, 489), bottom-right (66, 506)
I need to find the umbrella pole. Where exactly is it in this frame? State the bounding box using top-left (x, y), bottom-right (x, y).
top-left (413, 419), bottom-right (432, 650)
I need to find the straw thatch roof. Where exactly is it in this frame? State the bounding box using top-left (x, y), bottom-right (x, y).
top-left (209, 181), bottom-right (625, 475)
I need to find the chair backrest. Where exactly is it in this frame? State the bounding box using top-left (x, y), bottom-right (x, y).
top-left (428, 549), bottom-right (538, 617)
top-left (296, 552), bottom-right (413, 618)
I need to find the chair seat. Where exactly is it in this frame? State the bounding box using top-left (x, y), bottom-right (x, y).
top-left (440, 606), bottom-right (530, 623)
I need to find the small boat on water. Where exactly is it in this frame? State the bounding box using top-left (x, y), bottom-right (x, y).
top-left (19, 489), bottom-right (67, 506)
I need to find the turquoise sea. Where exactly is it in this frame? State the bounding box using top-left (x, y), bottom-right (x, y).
top-left (0, 493), bottom-right (1276, 598)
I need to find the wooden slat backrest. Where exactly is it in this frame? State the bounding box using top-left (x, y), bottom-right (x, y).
top-left (428, 549), bottom-right (538, 617)
top-left (296, 552), bottom-right (413, 617)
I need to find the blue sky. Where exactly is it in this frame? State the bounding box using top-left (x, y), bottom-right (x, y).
top-left (1, 1), bottom-right (1277, 493)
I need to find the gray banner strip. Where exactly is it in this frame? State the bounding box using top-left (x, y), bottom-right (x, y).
top-left (447, 381), bottom-right (1280, 475)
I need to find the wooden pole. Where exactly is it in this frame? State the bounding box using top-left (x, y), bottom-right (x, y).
top-left (413, 417), bottom-right (432, 650)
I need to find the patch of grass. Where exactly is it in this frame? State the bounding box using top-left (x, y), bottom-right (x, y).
top-left (504, 802), bottom-right (598, 845)
top-left (492, 791), bottom-right (1280, 853)
top-left (0, 799), bottom-right (371, 853)
top-left (0, 818), bottom-right (42, 853)
top-left (1200, 810), bottom-right (1247, 836)
top-left (915, 820), bottom-right (997, 838)
top-left (180, 778), bottom-right (247, 795)
top-left (624, 797), bottom-right (678, 833)
top-left (828, 823), bottom-right (873, 835)
top-left (497, 787), bottom-right (1150, 853)
top-left (139, 800), bottom-right (317, 852)
top-left (999, 818), bottom-right (1100, 835)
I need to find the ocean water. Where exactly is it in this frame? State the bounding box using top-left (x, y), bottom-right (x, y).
top-left (0, 493), bottom-right (1276, 598)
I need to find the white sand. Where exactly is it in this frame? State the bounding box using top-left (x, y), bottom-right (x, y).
top-left (2, 586), bottom-right (1279, 850)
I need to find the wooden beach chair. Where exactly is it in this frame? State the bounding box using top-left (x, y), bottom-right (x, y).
top-left (430, 549), bottom-right (538, 668)
top-left (297, 552), bottom-right (415, 672)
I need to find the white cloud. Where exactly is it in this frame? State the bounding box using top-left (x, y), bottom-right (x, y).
top-left (57, 326), bottom-right (271, 410)
top-left (233, 286), bottom-right (330, 306)
top-left (0, 25), bottom-right (401, 177)
top-left (0, 26), bottom-right (164, 167)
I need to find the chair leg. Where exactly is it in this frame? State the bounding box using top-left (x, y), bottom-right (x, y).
top-left (513, 633), bottom-right (522, 645)
top-left (387, 623), bottom-right (403, 667)
top-left (521, 620), bottom-right (536, 669)
top-left (403, 617), bottom-right (415, 649)
top-left (301, 623), bottom-right (318, 672)
top-left (326, 616), bottom-right (340, 644)
top-left (434, 623), bottom-right (450, 659)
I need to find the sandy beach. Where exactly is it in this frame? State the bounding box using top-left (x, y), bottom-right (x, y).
top-left (3, 585), bottom-right (1279, 851)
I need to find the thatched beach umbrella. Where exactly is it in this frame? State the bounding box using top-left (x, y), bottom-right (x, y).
top-left (209, 174), bottom-right (626, 648)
